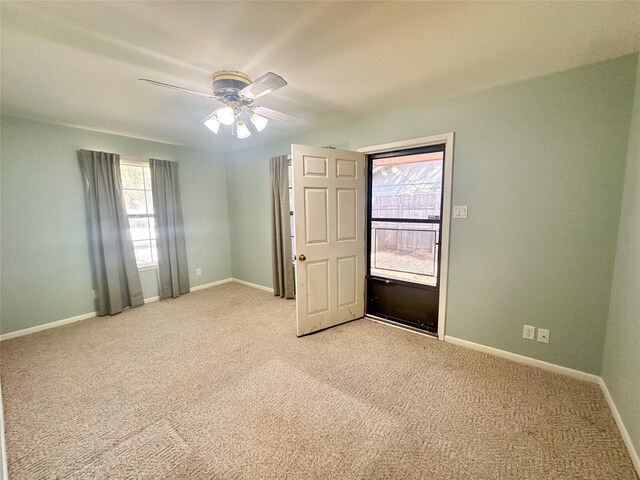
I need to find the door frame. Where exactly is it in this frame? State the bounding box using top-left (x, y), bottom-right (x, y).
top-left (358, 132), bottom-right (454, 341)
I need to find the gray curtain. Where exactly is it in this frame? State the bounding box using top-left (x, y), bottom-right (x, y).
top-left (270, 155), bottom-right (295, 298)
top-left (150, 159), bottom-right (190, 299)
top-left (79, 149), bottom-right (144, 316)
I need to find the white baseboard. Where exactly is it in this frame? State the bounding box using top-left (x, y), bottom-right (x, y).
top-left (2, 292), bottom-right (164, 341)
top-left (599, 378), bottom-right (640, 476)
top-left (444, 335), bottom-right (600, 384)
top-left (0, 311), bottom-right (97, 342)
top-left (231, 278), bottom-right (274, 293)
top-left (145, 278), bottom-right (233, 302)
top-left (444, 335), bottom-right (639, 474)
top-left (191, 278), bottom-right (233, 292)
top-left (0, 278), bottom-right (261, 342)
top-left (0, 380), bottom-right (8, 480)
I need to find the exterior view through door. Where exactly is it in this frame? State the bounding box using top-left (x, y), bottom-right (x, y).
top-left (366, 144), bottom-right (446, 335)
top-left (292, 145), bottom-right (366, 336)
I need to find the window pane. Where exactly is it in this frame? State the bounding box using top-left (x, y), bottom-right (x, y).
top-left (150, 239), bottom-right (158, 263)
top-left (143, 166), bottom-right (152, 190)
top-left (121, 165), bottom-right (144, 189)
top-left (290, 213), bottom-right (296, 261)
top-left (288, 187), bottom-right (294, 214)
top-left (133, 240), bottom-right (153, 265)
top-left (149, 217), bottom-right (157, 239)
top-left (129, 217), bottom-right (150, 241)
top-left (145, 190), bottom-right (154, 214)
top-left (123, 189), bottom-right (147, 214)
top-left (370, 221), bottom-right (439, 286)
top-left (371, 152), bottom-right (443, 219)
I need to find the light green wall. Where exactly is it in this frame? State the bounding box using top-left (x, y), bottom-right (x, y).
top-left (226, 54), bottom-right (638, 374)
top-left (1, 55), bottom-right (637, 377)
top-left (602, 54), bottom-right (640, 457)
top-left (0, 117), bottom-right (231, 334)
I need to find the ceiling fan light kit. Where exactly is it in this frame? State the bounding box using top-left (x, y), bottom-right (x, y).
top-left (216, 105), bottom-right (236, 125)
top-left (234, 120), bottom-right (251, 139)
top-left (139, 69), bottom-right (297, 139)
top-left (250, 113), bottom-right (268, 132)
top-left (203, 114), bottom-right (220, 134)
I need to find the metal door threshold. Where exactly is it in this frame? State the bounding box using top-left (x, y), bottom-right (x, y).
top-left (366, 314), bottom-right (438, 339)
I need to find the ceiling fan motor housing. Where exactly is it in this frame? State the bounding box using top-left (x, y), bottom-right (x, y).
top-left (211, 70), bottom-right (253, 105)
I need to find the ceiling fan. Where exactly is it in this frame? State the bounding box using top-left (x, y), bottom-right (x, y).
top-left (139, 70), bottom-right (298, 139)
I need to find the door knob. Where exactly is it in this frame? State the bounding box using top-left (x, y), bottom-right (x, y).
top-left (298, 254), bottom-right (306, 261)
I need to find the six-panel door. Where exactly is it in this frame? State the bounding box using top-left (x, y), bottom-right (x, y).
top-left (292, 145), bottom-right (365, 336)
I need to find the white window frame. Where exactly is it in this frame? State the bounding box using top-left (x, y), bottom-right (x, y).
top-left (120, 156), bottom-right (157, 270)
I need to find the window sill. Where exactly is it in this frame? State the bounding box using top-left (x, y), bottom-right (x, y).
top-left (138, 263), bottom-right (158, 271)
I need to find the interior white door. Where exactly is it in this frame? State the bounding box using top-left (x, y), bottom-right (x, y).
top-left (292, 144), bottom-right (366, 336)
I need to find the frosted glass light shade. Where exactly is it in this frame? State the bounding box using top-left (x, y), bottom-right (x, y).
top-left (216, 106), bottom-right (235, 125)
top-left (250, 113), bottom-right (268, 132)
top-left (235, 120), bottom-right (251, 139)
top-left (203, 115), bottom-right (220, 134)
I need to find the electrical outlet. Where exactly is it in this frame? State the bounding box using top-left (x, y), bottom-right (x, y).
top-left (537, 328), bottom-right (550, 344)
top-left (92, 289), bottom-right (98, 299)
top-left (523, 325), bottom-right (536, 340)
top-left (196, 268), bottom-right (202, 276)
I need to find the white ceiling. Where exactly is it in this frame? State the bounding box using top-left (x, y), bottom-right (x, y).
top-left (2, 1), bottom-right (639, 152)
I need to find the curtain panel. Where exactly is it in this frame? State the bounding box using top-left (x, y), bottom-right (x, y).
top-left (269, 155), bottom-right (295, 298)
top-left (79, 149), bottom-right (144, 315)
top-left (150, 159), bottom-right (190, 299)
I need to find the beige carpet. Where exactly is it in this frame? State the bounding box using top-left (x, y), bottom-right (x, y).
top-left (1, 282), bottom-right (637, 479)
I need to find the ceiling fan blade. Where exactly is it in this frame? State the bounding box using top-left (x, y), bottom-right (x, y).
top-left (254, 106), bottom-right (298, 123)
top-left (139, 79), bottom-right (214, 99)
top-left (239, 72), bottom-right (287, 100)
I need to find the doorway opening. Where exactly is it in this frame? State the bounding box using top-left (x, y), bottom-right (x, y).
top-left (366, 144), bottom-right (446, 335)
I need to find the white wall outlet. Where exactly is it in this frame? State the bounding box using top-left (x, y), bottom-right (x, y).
top-left (537, 328), bottom-right (550, 344)
top-left (92, 289), bottom-right (98, 300)
top-left (196, 268), bottom-right (202, 276)
top-left (523, 325), bottom-right (536, 340)
top-left (453, 206), bottom-right (468, 218)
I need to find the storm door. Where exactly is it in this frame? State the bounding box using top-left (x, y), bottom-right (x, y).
top-left (366, 144), bottom-right (445, 334)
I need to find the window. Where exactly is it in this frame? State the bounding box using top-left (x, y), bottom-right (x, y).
top-left (121, 162), bottom-right (157, 267)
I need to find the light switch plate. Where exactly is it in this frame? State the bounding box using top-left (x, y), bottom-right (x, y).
top-left (453, 206), bottom-right (468, 218)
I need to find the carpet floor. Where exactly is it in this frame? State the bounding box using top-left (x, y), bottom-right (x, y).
top-left (1, 282), bottom-right (637, 479)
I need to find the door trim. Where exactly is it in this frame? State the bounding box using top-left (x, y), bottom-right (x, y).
top-left (358, 133), bottom-right (454, 341)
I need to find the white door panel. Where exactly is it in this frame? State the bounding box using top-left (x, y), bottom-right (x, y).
top-left (292, 145), bottom-right (365, 336)
top-left (304, 188), bottom-right (328, 244)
